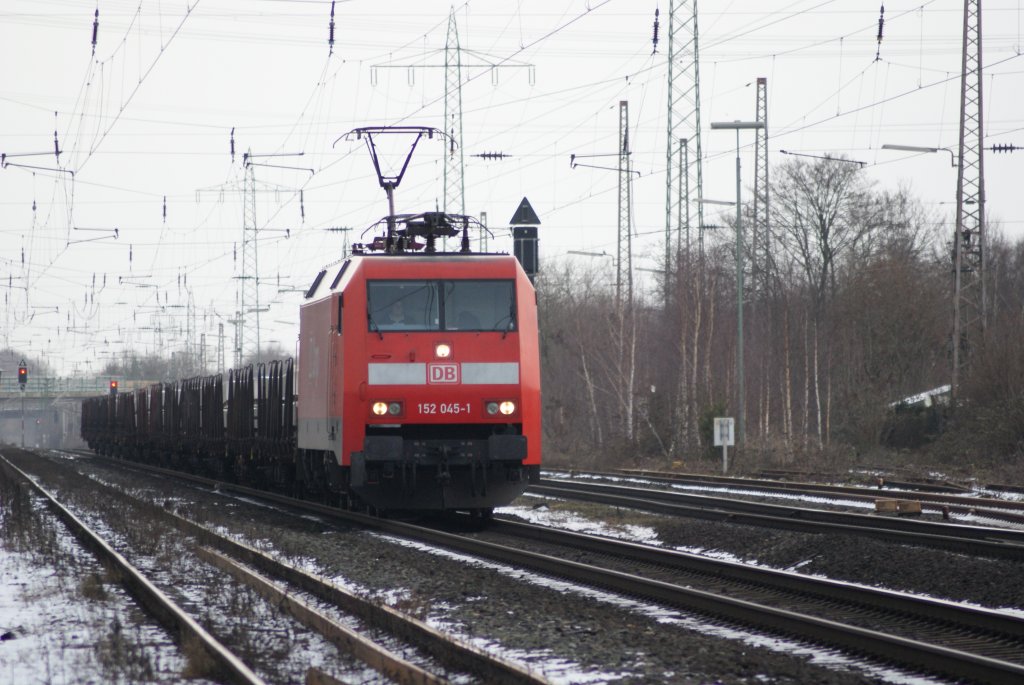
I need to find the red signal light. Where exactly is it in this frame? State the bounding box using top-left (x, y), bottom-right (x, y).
top-left (109, 380), bottom-right (118, 396)
top-left (18, 366), bottom-right (27, 385)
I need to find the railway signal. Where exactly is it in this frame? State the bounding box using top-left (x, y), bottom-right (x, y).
top-left (18, 359), bottom-right (27, 448)
top-left (109, 380), bottom-right (118, 396)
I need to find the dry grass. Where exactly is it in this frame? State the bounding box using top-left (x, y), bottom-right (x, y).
top-left (0, 472), bottom-right (65, 566)
top-left (79, 572), bottom-right (107, 601)
top-left (96, 617), bottom-right (157, 681)
top-left (181, 633), bottom-right (223, 680)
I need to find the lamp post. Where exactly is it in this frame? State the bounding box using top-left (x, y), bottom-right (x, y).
top-left (880, 144), bottom-right (957, 167)
top-left (711, 120), bottom-right (764, 447)
top-left (881, 143), bottom-right (966, 399)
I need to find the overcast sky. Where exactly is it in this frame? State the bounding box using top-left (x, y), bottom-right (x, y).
top-left (1, 0), bottom-right (1022, 376)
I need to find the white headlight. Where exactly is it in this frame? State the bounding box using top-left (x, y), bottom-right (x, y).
top-left (435, 343), bottom-right (452, 358)
top-left (372, 402), bottom-right (388, 416)
top-left (499, 401), bottom-right (516, 415)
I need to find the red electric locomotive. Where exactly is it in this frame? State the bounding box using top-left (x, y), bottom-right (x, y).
top-left (81, 125), bottom-right (541, 515)
top-left (296, 215), bottom-right (541, 513)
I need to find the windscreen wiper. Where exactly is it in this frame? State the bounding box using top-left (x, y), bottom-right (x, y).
top-left (367, 311), bottom-right (383, 340)
top-left (501, 306), bottom-right (516, 339)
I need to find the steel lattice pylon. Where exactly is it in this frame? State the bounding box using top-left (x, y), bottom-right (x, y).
top-left (951, 0), bottom-right (986, 400)
top-left (665, 0), bottom-right (703, 298)
top-left (751, 77), bottom-right (772, 293)
top-left (217, 322), bottom-right (225, 374)
top-left (674, 137), bottom-right (690, 258)
top-left (444, 9), bottom-right (465, 217)
top-left (618, 101), bottom-right (633, 307)
top-left (240, 157), bottom-right (260, 368)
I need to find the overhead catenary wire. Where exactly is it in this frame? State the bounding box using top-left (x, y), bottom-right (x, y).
top-left (4, 1), bottom-right (1023, 371)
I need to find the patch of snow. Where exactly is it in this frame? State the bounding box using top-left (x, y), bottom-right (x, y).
top-left (497, 504), bottom-right (663, 546)
top-left (545, 470), bottom-right (884, 511)
top-left (784, 559), bottom-right (816, 572)
top-left (973, 488), bottom-right (1024, 503)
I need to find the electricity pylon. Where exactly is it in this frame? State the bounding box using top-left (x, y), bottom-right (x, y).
top-left (665, 0), bottom-right (703, 300)
top-left (369, 9), bottom-right (533, 224)
top-left (751, 77), bottom-right (772, 294)
top-left (444, 9), bottom-right (465, 217)
top-left (241, 157), bottom-right (259, 368)
top-left (197, 143), bottom-right (306, 368)
top-left (951, 0), bottom-right (985, 401)
top-left (618, 101), bottom-right (633, 307)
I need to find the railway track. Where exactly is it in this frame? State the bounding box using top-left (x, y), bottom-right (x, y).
top-left (0, 454), bottom-right (267, 685)
top-left (531, 477), bottom-right (1024, 561)
top-left (600, 467), bottom-right (1024, 523)
top-left (0, 450), bottom-right (547, 685)
top-left (42, 449), bottom-right (1024, 684)
top-left (476, 517), bottom-right (1024, 681)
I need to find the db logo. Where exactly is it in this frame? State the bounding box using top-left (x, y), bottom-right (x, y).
top-left (427, 363), bottom-right (460, 384)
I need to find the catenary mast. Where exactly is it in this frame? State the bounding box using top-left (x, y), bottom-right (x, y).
top-left (665, 0), bottom-right (703, 299)
top-left (951, 0), bottom-right (986, 401)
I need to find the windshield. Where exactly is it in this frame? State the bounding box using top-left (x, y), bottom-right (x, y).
top-left (367, 279), bottom-right (515, 332)
top-left (442, 280), bottom-right (515, 331)
top-left (367, 281), bottom-right (440, 331)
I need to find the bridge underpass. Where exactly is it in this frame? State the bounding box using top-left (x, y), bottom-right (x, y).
top-left (0, 378), bottom-right (149, 451)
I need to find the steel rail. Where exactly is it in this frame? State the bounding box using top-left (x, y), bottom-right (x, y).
top-left (607, 467), bottom-right (1024, 519)
top-left (487, 518), bottom-right (1024, 640)
top-left (68, 452), bottom-right (1024, 684)
top-left (345, 511), bottom-right (1024, 684)
top-left (406, 535), bottom-right (1024, 685)
top-left (542, 475), bottom-right (1024, 541)
top-left (196, 547), bottom-right (446, 685)
top-left (531, 480), bottom-right (1024, 560)
top-left (157, 497), bottom-right (548, 685)
top-left (0, 455), bottom-right (268, 685)
top-left (220, 492), bottom-right (1024, 683)
top-left (52, 450), bottom-right (548, 685)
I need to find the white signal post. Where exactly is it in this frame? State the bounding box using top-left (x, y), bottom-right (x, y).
top-left (713, 417), bottom-right (735, 474)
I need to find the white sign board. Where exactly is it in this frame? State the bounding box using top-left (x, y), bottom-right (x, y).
top-left (713, 417), bottom-right (735, 447)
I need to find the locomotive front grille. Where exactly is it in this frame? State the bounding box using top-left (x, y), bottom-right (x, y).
top-left (353, 423), bottom-right (530, 509)
top-left (362, 423), bottom-right (526, 465)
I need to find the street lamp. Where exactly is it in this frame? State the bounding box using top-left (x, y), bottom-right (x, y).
top-left (882, 142), bottom-right (969, 400)
top-left (711, 120), bottom-right (765, 447)
top-left (880, 144), bottom-right (957, 167)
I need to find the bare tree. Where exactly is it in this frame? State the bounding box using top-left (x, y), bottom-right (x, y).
top-left (539, 162), bottom-right (1023, 471)
top-left (772, 157), bottom-right (883, 445)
